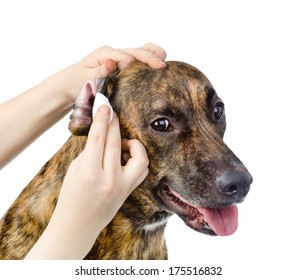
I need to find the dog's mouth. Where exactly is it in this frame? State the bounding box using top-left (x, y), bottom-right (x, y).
top-left (157, 185), bottom-right (238, 236)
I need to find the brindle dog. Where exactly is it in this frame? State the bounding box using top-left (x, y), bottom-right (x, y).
top-left (0, 61), bottom-right (252, 259)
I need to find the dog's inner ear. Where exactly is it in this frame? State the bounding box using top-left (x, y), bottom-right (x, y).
top-left (102, 75), bottom-right (118, 100)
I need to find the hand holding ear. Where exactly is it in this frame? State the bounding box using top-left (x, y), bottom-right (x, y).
top-left (65, 43), bottom-right (167, 101)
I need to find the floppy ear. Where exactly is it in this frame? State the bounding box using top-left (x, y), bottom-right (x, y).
top-left (68, 82), bottom-right (93, 136)
top-left (69, 78), bottom-right (106, 136)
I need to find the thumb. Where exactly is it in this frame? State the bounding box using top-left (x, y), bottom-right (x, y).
top-left (91, 59), bottom-right (118, 79)
top-left (122, 139), bottom-right (149, 192)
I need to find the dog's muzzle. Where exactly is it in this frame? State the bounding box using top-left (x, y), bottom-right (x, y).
top-left (155, 167), bottom-right (253, 237)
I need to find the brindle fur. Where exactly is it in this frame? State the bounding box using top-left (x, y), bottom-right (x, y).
top-left (0, 61), bottom-right (249, 259)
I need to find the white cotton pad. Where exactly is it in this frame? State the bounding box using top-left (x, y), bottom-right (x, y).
top-left (93, 93), bottom-right (113, 123)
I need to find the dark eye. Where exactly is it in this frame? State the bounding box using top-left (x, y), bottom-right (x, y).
top-left (151, 118), bottom-right (170, 132)
top-left (214, 102), bottom-right (224, 120)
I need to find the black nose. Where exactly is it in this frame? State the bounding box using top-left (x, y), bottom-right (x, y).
top-left (216, 170), bottom-right (253, 203)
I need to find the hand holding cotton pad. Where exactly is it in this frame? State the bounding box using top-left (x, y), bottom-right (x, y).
top-left (93, 92), bottom-right (114, 123)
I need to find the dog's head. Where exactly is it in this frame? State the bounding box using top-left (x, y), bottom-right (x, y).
top-left (70, 61), bottom-right (252, 236)
top-left (102, 61), bottom-right (252, 236)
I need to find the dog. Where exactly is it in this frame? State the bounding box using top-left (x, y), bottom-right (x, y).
top-left (0, 61), bottom-right (253, 259)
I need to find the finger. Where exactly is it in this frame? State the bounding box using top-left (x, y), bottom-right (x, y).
top-left (102, 113), bottom-right (122, 172)
top-left (104, 59), bottom-right (118, 74)
top-left (122, 140), bottom-right (149, 169)
top-left (87, 46), bottom-right (134, 70)
top-left (127, 166), bottom-right (149, 193)
top-left (85, 45), bottom-right (167, 75)
top-left (121, 47), bottom-right (167, 69)
top-left (88, 59), bottom-right (118, 80)
top-left (121, 139), bottom-right (131, 164)
top-left (141, 43), bottom-right (167, 61)
top-left (83, 105), bottom-right (111, 169)
top-left (122, 139), bottom-right (149, 191)
top-left (122, 151), bottom-right (131, 163)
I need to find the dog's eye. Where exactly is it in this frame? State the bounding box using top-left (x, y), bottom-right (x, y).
top-left (214, 102), bottom-right (224, 120)
top-left (151, 118), bottom-right (170, 132)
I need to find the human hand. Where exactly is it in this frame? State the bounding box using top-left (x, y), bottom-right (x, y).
top-left (64, 43), bottom-right (167, 100)
top-left (25, 105), bottom-right (149, 259)
top-left (57, 105), bottom-right (149, 256)
top-left (60, 105), bottom-right (149, 222)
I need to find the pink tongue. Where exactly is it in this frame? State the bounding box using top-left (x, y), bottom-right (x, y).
top-left (197, 205), bottom-right (238, 236)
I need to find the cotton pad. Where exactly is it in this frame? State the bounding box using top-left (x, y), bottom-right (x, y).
top-left (92, 92), bottom-right (113, 123)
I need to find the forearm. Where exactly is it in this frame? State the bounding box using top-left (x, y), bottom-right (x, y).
top-left (0, 65), bottom-right (77, 169)
top-left (24, 212), bottom-right (102, 260)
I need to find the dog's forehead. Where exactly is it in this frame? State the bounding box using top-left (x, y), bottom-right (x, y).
top-left (153, 62), bottom-right (216, 107)
top-left (120, 60), bottom-right (209, 82)
top-left (108, 61), bottom-right (218, 117)
top-left (122, 61), bottom-right (213, 97)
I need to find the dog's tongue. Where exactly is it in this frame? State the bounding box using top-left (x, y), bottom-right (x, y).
top-left (197, 205), bottom-right (238, 236)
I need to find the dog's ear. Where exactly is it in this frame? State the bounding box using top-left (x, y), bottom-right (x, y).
top-left (102, 75), bottom-right (118, 100)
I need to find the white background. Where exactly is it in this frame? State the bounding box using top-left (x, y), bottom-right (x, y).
top-left (0, 0), bottom-right (295, 279)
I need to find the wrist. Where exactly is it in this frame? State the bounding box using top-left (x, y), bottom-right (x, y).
top-left (44, 62), bottom-right (83, 104)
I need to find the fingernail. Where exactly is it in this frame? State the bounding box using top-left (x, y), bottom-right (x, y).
top-left (99, 104), bottom-right (110, 114)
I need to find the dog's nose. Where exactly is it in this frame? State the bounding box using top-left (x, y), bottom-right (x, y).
top-left (216, 170), bottom-right (253, 202)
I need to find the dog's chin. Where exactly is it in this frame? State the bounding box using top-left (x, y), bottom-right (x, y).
top-left (156, 185), bottom-right (239, 236)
